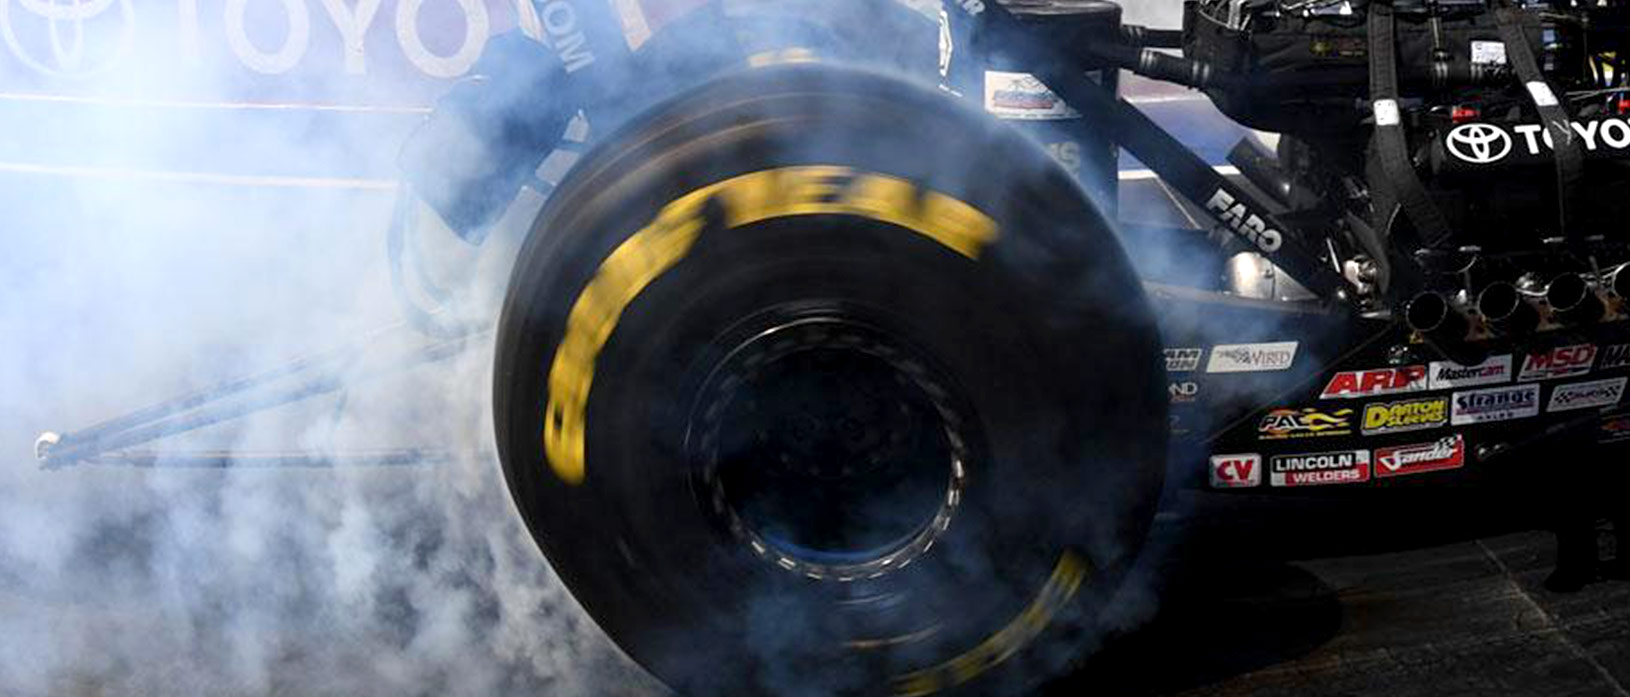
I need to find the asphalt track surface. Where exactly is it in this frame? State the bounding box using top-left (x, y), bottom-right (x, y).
top-left (1045, 491), bottom-right (1630, 697)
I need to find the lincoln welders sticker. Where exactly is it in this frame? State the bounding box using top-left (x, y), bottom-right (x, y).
top-left (1270, 450), bottom-right (1371, 487)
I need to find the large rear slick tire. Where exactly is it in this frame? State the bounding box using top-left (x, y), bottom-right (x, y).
top-left (493, 64), bottom-right (1166, 697)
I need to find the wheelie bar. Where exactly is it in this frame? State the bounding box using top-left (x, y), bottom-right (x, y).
top-left (34, 325), bottom-right (485, 469)
top-left (943, 1), bottom-right (1351, 300)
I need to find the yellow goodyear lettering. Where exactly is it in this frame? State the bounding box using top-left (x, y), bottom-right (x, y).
top-left (542, 167), bottom-right (998, 485)
top-left (890, 551), bottom-right (1090, 697)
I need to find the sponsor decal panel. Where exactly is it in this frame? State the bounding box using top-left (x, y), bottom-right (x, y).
top-left (1362, 397), bottom-right (1449, 435)
top-left (1258, 407), bottom-right (1354, 440)
top-left (1321, 366), bottom-right (1428, 400)
top-left (1207, 342), bottom-right (1298, 374)
top-left (1601, 413), bottom-right (1630, 444)
top-left (1375, 435), bottom-right (1466, 478)
top-left (1428, 355), bottom-right (1512, 389)
top-left (1203, 189), bottom-right (1284, 253)
top-left (1169, 381), bottom-right (1199, 404)
top-left (984, 70), bottom-right (1080, 120)
top-left (1209, 454), bottom-right (1261, 489)
top-left (1451, 384), bottom-right (1541, 425)
top-left (1444, 116), bottom-right (1630, 165)
top-left (1270, 450), bottom-right (1371, 487)
top-left (1518, 344), bottom-right (1596, 382)
top-left (1548, 377), bottom-right (1628, 412)
top-left (1599, 344), bottom-right (1630, 371)
top-left (1164, 348), bottom-right (1203, 373)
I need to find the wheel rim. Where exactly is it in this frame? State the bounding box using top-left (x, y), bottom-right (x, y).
top-left (688, 311), bottom-right (974, 583)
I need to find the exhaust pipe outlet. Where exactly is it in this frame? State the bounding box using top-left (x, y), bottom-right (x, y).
top-left (1608, 265), bottom-right (1630, 300)
top-left (1476, 282), bottom-right (1539, 335)
top-left (1406, 292), bottom-right (1486, 365)
top-left (1546, 274), bottom-right (1605, 325)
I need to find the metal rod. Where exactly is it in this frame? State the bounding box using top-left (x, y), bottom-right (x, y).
top-left (46, 321), bottom-right (411, 455)
top-left (40, 331), bottom-right (486, 468)
top-left (82, 448), bottom-right (459, 469)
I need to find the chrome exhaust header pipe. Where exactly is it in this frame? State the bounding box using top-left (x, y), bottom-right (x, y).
top-left (1476, 282), bottom-right (1539, 335)
top-left (1406, 292), bottom-right (1486, 365)
top-left (1546, 274), bottom-right (1605, 325)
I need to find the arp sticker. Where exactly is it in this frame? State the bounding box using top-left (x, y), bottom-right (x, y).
top-left (1270, 450), bottom-right (1370, 487)
top-left (1519, 344), bottom-right (1597, 382)
top-left (1362, 397), bottom-right (1449, 435)
top-left (1258, 407), bottom-right (1354, 440)
top-left (1321, 366), bottom-right (1428, 400)
top-left (1207, 342), bottom-right (1298, 374)
top-left (1428, 355), bottom-right (1512, 389)
top-left (1548, 377), bottom-right (1628, 412)
top-left (1451, 384), bottom-right (1541, 425)
top-left (1375, 435), bottom-right (1466, 478)
top-left (1209, 454), bottom-right (1261, 489)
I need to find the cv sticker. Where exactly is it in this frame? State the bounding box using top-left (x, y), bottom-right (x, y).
top-left (1210, 454), bottom-right (1261, 489)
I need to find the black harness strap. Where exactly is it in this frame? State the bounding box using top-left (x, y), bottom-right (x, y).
top-left (1495, 4), bottom-right (1583, 240)
top-left (1368, 1), bottom-right (1452, 248)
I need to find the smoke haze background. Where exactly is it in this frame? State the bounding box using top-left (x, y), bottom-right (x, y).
top-left (0, 0), bottom-right (1198, 695)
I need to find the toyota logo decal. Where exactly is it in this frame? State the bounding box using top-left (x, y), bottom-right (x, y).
top-left (1445, 123), bottom-right (1513, 165)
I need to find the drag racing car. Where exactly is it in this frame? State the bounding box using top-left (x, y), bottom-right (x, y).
top-left (34, 0), bottom-right (1630, 694)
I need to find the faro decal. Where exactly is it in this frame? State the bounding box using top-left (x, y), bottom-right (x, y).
top-left (1204, 189), bottom-right (1283, 253)
top-left (543, 167), bottom-right (999, 485)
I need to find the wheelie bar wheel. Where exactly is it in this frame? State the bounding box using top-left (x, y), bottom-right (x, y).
top-left (493, 64), bottom-right (1166, 697)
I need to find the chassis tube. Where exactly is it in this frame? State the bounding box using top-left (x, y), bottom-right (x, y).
top-left (946, 1), bottom-right (1350, 300)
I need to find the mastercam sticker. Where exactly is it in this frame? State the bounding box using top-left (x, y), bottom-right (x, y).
top-left (1428, 355), bottom-right (1512, 389)
top-left (1451, 384), bottom-right (1541, 425)
top-left (1207, 342), bottom-right (1298, 373)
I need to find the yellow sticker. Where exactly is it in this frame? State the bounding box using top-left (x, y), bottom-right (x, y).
top-left (542, 166), bottom-right (998, 485)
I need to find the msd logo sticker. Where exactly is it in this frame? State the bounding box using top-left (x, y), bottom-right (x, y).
top-left (1452, 384), bottom-right (1541, 425)
top-left (1375, 435), bottom-right (1466, 478)
top-left (1519, 344), bottom-right (1597, 382)
top-left (1548, 377), bottom-right (1628, 412)
top-left (1270, 450), bottom-right (1370, 487)
top-left (1209, 454), bottom-right (1261, 489)
top-left (1165, 348), bottom-right (1203, 373)
top-left (1320, 366), bottom-right (1428, 399)
top-left (1428, 355), bottom-right (1512, 389)
top-left (1207, 342), bottom-right (1298, 373)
